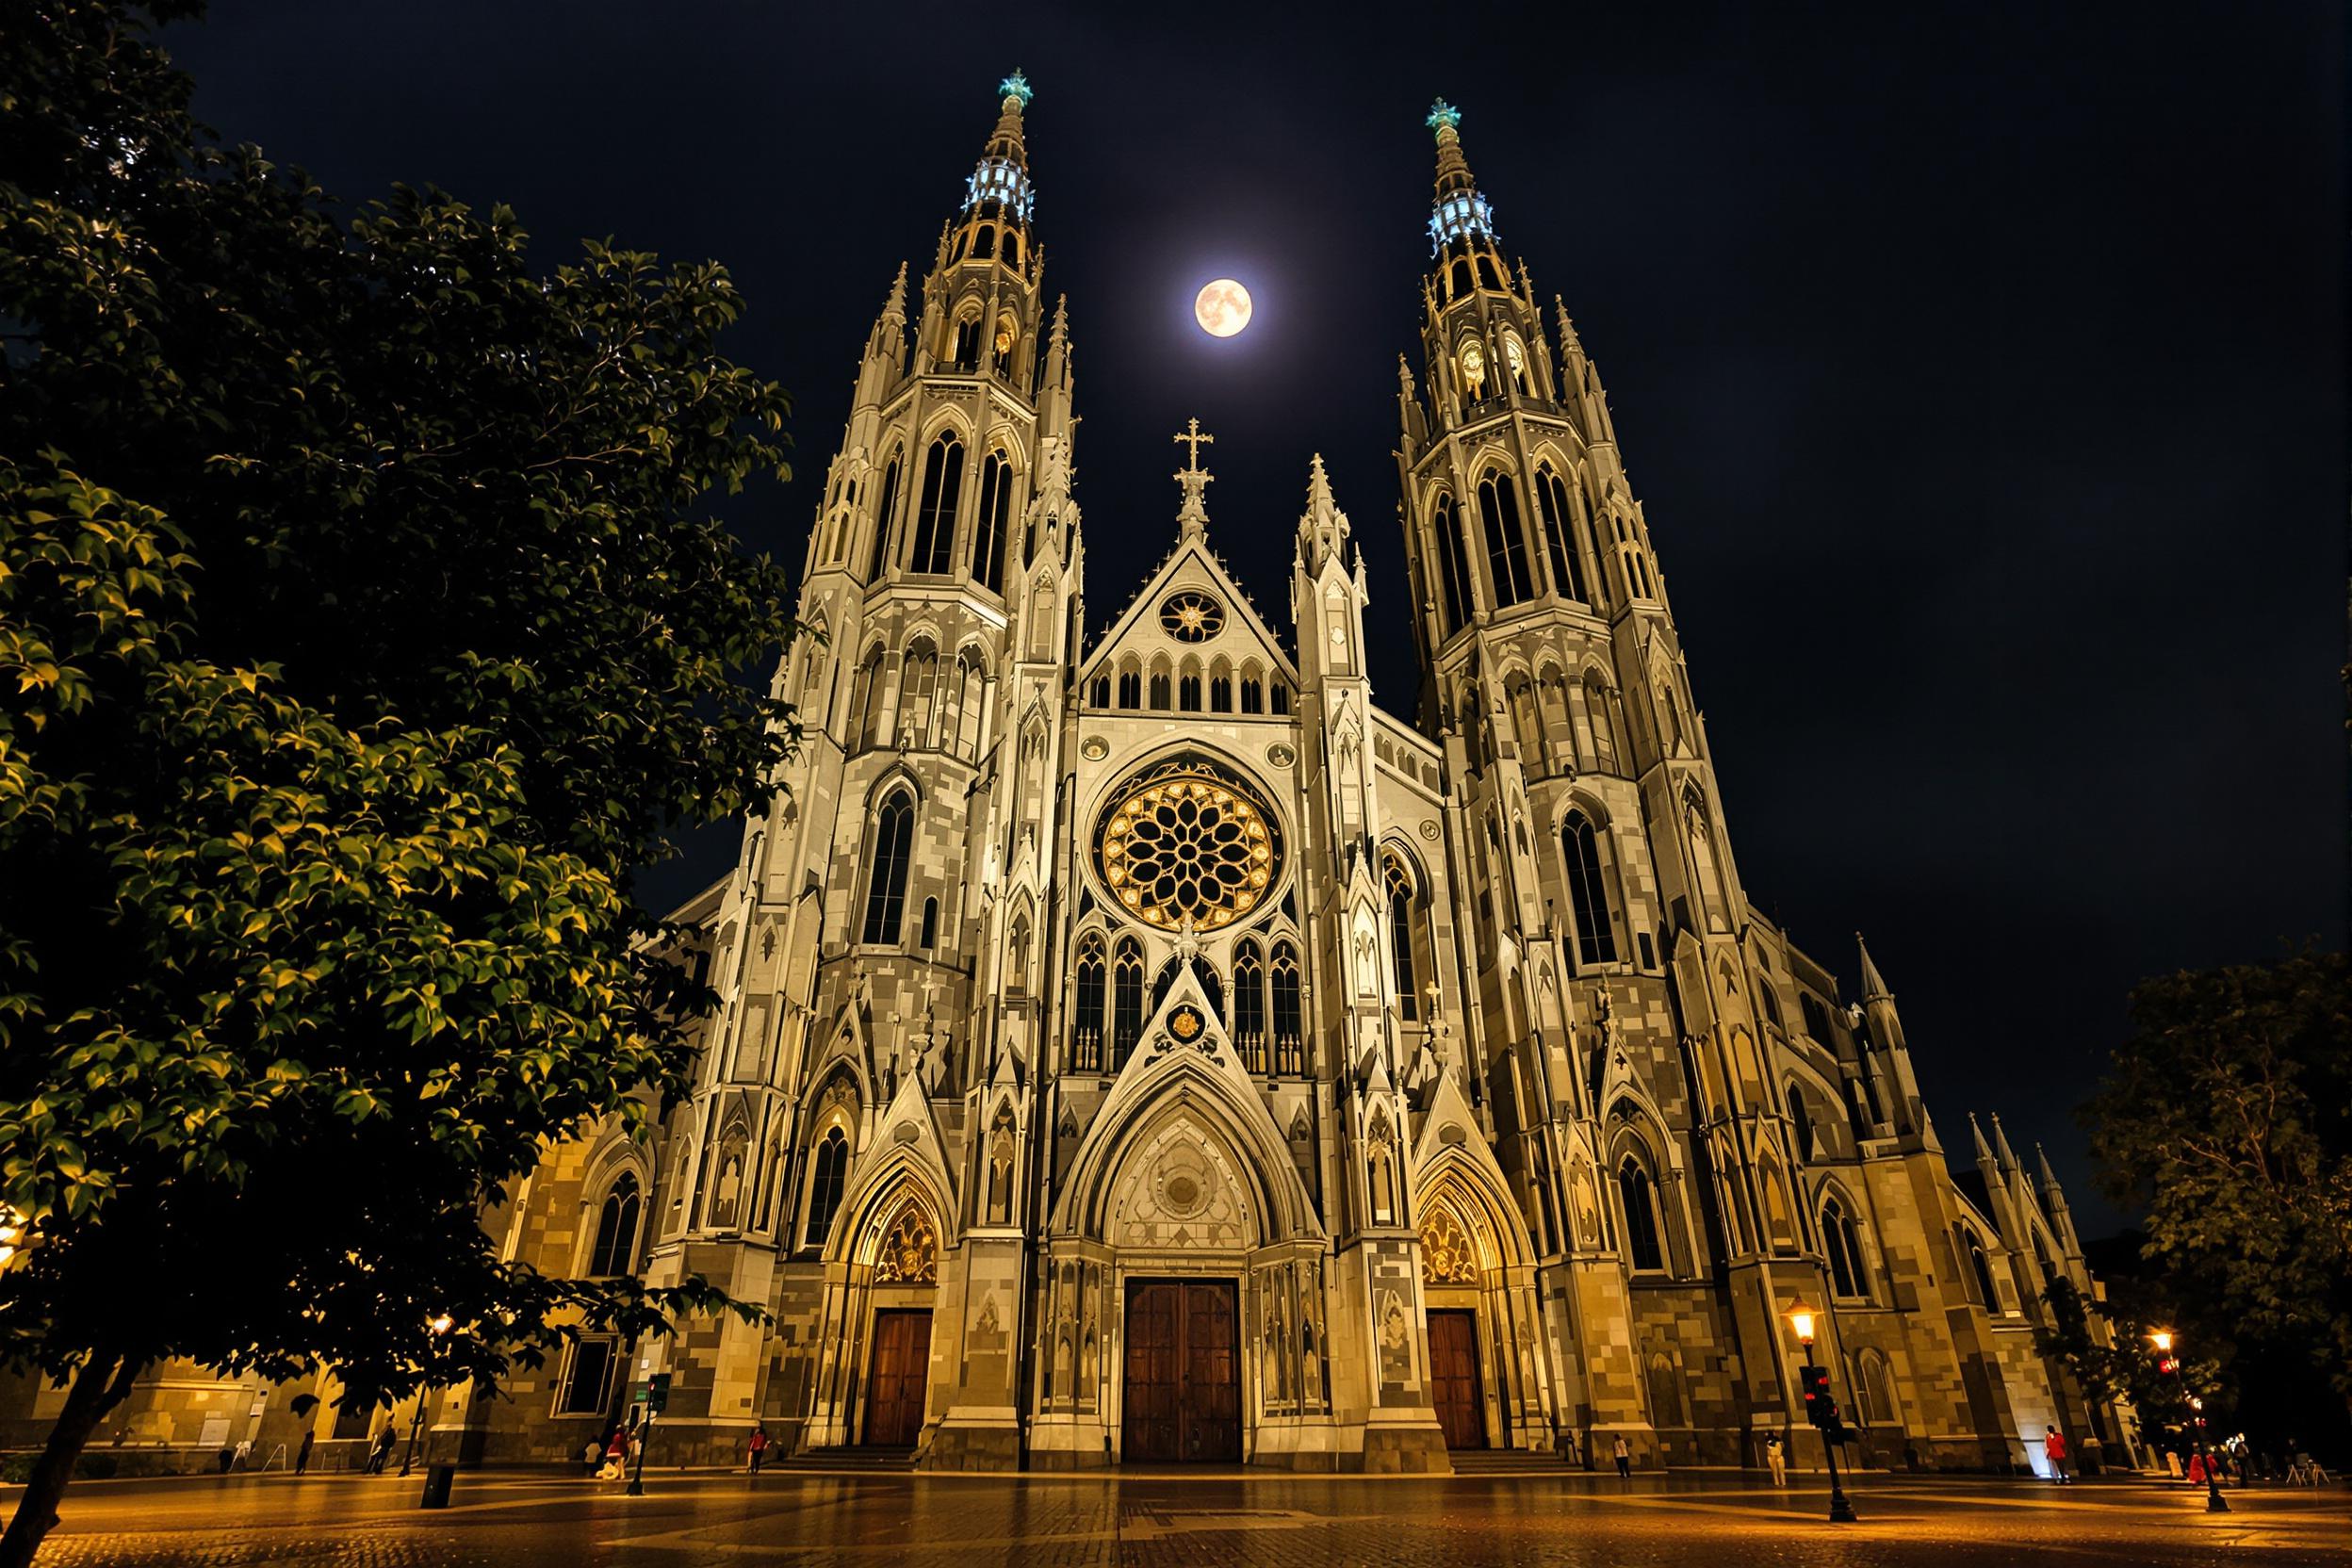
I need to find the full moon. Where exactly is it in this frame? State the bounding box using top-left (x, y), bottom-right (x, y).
top-left (1194, 278), bottom-right (1252, 338)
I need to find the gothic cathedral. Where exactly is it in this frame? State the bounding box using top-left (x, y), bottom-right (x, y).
top-left (462, 79), bottom-right (2130, 1476)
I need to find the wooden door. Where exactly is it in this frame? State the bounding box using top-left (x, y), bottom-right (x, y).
top-left (862, 1309), bottom-right (932, 1447)
top-left (1427, 1310), bottom-right (1486, 1449)
top-left (1183, 1282), bottom-right (1239, 1462)
top-left (1121, 1281), bottom-right (1240, 1462)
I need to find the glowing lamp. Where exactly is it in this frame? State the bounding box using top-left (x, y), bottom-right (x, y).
top-left (1787, 1302), bottom-right (1818, 1348)
top-left (2150, 1328), bottom-right (2175, 1353)
top-left (428, 1314), bottom-right (454, 1336)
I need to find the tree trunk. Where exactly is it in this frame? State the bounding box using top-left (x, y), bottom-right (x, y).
top-left (0, 1349), bottom-right (139, 1568)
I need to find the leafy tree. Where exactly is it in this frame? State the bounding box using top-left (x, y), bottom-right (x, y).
top-left (2084, 952), bottom-right (2352, 1413)
top-left (2034, 1275), bottom-right (2219, 1457)
top-left (0, 4), bottom-right (797, 1559)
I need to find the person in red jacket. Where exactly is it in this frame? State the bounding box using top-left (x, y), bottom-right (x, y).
top-left (2043, 1425), bottom-right (2070, 1483)
top-left (747, 1425), bottom-right (769, 1477)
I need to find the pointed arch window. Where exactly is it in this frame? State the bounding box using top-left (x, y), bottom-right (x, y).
top-left (1788, 1084), bottom-right (1817, 1163)
top-left (868, 452), bottom-right (902, 580)
top-left (1561, 809), bottom-right (1620, 967)
top-left (951, 314), bottom-right (984, 371)
top-left (972, 449), bottom-right (1013, 594)
top-left (1383, 852), bottom-right (1420, 1021)
top-left (1118, 662), bottom-right (1142, 709)
top-left (1148, 665), bottom-right (1171, 710)
top-left (1965, 1229), bottom-right (2001, 1311)
top-left (806, 1126), bottom-right (850, 1247)
top-left (1233, 939), bottom-right (1268, 1074)
top-left (1111, 936), bottom-right (1146, 1067)
top-left (1478, 471), bottom-right (1534, 608)
top-left (1619, 1156), bottom-right (1665, 1271)
top-left (1073, 931), bottom-right (1106, 1071)
top-left (860, 792), bottom-right (915, 944)
top-left (586, 1173), bottom-right (642, 1277)
top-left (1535, 465), bottom-right (1587, 602)
top-left (851, 646), bottom-right (888, 751)
top-left (1270, 940), bottom-right (1304, 1075)
top-left (898, 642), bottom-right (938, 749)
top-left (1432, 496), bottom-right (1472, 634)
top-left (1824, 1198), bottom-right (1868, 1298)
top-left (910, 434), bottom-right (965, 575)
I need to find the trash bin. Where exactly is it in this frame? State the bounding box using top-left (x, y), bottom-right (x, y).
top-left (419, 1462), bottom-right (456, 1509)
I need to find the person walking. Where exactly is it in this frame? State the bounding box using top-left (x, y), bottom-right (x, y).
top-left (367, 1429), bottom-right (396, 1475)
top-left (294, 1431), bottom-right (315, 1477)
top-left (582, 1436), bottom-right (605, 1478)
top-left (747, 1425), bottom-right (769, 1477)
top-left (2043, 1425), bottom-right (2069, 1483)
top-left (1765, 1432), bottom-right (1788, 1487)
top-left (1612, 1435), bottom-right (1632, 1480)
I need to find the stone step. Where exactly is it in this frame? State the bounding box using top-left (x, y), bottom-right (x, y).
top-left (1446, 1449), bottom-right (1576, 1474)
top-left (783, 1446), bottom-right (918, 1472)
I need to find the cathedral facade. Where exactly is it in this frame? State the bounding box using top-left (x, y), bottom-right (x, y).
top-left (0, 76), bottom-right (2132, 1477)
top-left (471, 78), bottom-right (2130, 1476)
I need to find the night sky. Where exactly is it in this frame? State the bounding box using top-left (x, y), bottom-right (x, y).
top-left (164, 3), bottom-right (2344, 1234)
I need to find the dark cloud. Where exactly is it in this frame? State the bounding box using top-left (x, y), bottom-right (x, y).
top-left (164, 1), bottom-right (2344, 1233)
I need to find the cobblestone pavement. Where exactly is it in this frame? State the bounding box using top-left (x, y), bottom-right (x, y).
top-left (12, 1468), bottom-right (2348, 1566)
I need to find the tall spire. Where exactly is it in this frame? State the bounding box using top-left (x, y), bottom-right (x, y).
top-left (1856, 931), bottom-right (1892, 1002)
top-left (963, 71), bottom-right (1036, 219)
top-left (1988, 1112), bottom-right (2020, 1172)
top-left (1298, 452), bottom-right (1350, 573)
top-left (1425, 98), bottom-right (1497, 253)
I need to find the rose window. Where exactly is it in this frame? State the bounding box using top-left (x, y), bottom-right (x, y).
top-left (1094, 758), bottom-right (1282, 933)
top-left (1159, 592), bottom-right (1224, 644)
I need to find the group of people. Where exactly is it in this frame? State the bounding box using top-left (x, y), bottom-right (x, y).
top-left (2178, 1435), bottom-right (2332, 1489)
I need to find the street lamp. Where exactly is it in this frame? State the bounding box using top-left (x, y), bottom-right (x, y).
top-left (399, 1314), bottom-right (457, 1478)
top-left (2148, 1327), bottom-right (2228, 1514)
top-left (1787, 1300), bottom-right (1857, 1524)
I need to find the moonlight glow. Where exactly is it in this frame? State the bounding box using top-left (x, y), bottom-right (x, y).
top-left (1194, 278), bottom-right (1252, 337)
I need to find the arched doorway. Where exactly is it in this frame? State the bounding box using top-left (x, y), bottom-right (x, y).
top-left (858, 1197), bottom-right (938, 1446)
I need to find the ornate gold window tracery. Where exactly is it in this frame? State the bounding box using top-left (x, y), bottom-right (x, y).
top-left (1420, 1205), bottom-right (1480, 1285)
top-left (1092, 757), bottom-right (1282, 933)
top-left (874, 1200), bottom-right (938, 1284)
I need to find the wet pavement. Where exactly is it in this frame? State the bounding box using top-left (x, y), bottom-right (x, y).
top-left (11, 1467), bottom-right (2348, 1565)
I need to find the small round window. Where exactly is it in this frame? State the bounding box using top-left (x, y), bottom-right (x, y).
top-left (1160, 592), bottom-right (1224, 643)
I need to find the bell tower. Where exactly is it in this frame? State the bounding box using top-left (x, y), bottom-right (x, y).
top-left (1394, 98), bottom-right (1808, 1462)
top-left (637, 71), bottom-right (1078, 1465)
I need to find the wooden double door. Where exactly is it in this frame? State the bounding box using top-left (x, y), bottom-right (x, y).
top-left (1121, 1280), bottom-right (1240, 1463)
top-left (861, 1309), bottom-right (932, 1447)
top-left (1427, 1309), bottom-right (1487, 1449)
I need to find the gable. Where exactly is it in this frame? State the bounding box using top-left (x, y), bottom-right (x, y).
top-left (1079, 533), bottom-right (1297, 689)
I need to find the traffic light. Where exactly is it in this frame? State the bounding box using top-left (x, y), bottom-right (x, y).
top-left (1800, 1363), bottom-right (1842, 1431)
top-left (645, 1373), bottom-right (671, 1414)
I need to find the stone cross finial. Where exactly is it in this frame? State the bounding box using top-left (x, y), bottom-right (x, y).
top-left (1171, 417), bottom-right (1216, 538)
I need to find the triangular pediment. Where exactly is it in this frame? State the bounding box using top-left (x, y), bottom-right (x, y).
top-left (1047, 956), bottom-right (1323, 1244)
top-left (1078, 531), bottom-right (1298, 689)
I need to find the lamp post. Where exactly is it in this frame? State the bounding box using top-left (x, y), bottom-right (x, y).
top-left (398, 1314), bottom-right (456, 1478)
top-left (1788, 1302), bottom-right (1857, 1523)
top-left (2150, 1328), bottom-right (2228, 1514)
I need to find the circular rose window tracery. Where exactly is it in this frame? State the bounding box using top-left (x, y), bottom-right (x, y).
top-left (1160, 592), bottom-right (1224, 643)
top-left (1093, 758), bottom-right (1282, 933)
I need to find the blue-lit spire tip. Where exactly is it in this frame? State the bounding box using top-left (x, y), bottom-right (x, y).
top-left (1000, 70), bottom-right (1034, 107)
top-left (1426, 99), bottom-right (1462, 137)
